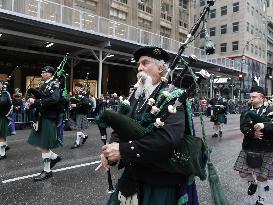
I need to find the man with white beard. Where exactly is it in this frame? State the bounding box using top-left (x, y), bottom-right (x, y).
top-left (97, 46), bottom-right (199, 205)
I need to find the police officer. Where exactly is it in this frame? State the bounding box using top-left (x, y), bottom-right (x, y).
top-left (209, 90), bottom-right (227, 138)
top-left (70, 83), bottom-right (90, 149)
top-left (234, 86), bottom-right (273, 205)
top-left (26, 66), bottom-right (62, 181)
top-left (0, 80), bottom-right (13, 160)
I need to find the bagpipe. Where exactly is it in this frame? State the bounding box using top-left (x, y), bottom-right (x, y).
top-left (95, 1), bottom-right (216, 193)
top-left (241, 105), bottom-right (273, 137)
top-left (210, 104), bottom-right (226, 122)
top-left (24, 54), bottom-right (69, 131)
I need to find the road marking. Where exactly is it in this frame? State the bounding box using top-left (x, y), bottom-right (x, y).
top-left (2, 160), bottom-right (101, 184)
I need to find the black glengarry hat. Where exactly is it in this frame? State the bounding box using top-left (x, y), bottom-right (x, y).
top-left (41, 66), bottom-right (55, 75)
top-left (250, 86), bottom-right (265, 96)
top-left (133, 46), bottom-right (171, 62)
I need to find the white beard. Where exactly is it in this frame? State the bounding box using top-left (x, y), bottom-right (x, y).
top-left (134, 72), bottom-right (154, 100)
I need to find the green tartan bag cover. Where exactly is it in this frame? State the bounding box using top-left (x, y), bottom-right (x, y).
top-left (169, 134), bottom-right (208, 180)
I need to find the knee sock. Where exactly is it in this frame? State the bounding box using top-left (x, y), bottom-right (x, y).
top-left (75, 132), bottom-right (82, 145)
top-left (213, 125), bottom-right (218, 134)
top-left (257, 181), bottom-right (269, 203)
top-left (42, 152), bottom-right (51, 173)
top-left (242, 174), bottom-right (256, 185)
top-left (49, 150), bottom-right (58, 160)
top-left (81, 132), bottom-right (87, 138)
top-left (0, 142), bottom-right (6, 156)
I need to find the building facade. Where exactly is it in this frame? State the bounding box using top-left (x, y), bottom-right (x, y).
top-left (193, 0), bottom-right (269, 95)
top-left (0, 0), bottom-right (242, 97)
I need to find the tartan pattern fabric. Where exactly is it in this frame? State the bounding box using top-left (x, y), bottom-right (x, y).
top-left (0, 116), bottom-right (11, 137)
top-left (234, 150), bottom-right (273, 179)
top-left (69, 114), bottom-right (89, 130)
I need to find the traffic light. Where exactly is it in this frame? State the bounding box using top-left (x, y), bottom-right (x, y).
top-left (239, 74), bottom-right (243, 81)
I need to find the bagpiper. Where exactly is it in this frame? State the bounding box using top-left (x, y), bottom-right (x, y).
top-left (0, 80), bottom-right (13, 160)
top-left (209, 89), bottom-right (227, 138)
top-left (70, 83), bottom-right (91, 149)
top-left (26, 66), bottom-right (62, 181)
top-left (234, 86), bottom-right (273, 205)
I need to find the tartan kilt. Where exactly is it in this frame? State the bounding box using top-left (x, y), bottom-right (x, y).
top-left (217, 113), bottom-right (227, 124)
top-left (0, 116), bottom-right (11, 137)
top-left (234, 150), bottom-right (273, 179)
top-left (27, 117), bottom-right (61, 149)
top-left (67, 114), bottom-right (89, 130)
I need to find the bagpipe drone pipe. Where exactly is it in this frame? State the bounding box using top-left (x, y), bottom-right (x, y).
top-left (25, 54), bottom-right (69, 100)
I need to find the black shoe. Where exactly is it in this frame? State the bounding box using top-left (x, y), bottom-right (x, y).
top-left (5, 146), bottom-right (10, 151)
top-left (212, 133), bottom-right (218, 138)
top-left (0, 155), bottom-right (7, 160)
top-left (33, 171), bottom-right (52, 182)
top-left (50, 156), bottom-right (62, 169)
top-left (255, 200), bottom-right (264, 205)
top-left (219, 131), bottom-right (223, 137)
top-left (70, 143), bottom-right (80, 149)
top-left (248, 182), bottom-right (258, 196)
top-left (82, 135), bottom-right (88, 144)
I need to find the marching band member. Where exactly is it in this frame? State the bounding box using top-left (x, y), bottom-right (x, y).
top-left (98, 46), bottom-right (199, 205)
top-left (0, 80), bottom-right (13, 160)
top-left (234, 86), bottom-right (273, 205)
top-left (26, 66), bottom-right (62, 181)
top-left (209, 90), bottom-right (227, 138)
top-left (70, 83), bottom-right (90, 149)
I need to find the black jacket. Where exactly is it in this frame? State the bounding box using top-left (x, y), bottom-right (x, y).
top-left (240, 104), bottom-right (273, 152)
top-left (116, 85), bottom-right (186, 186)
top-left (70, 92), bottom-right (91, 115)
top-left (32, 80), bottom-right (60, 120)
top-left (0, 90), bottom-right (12, 117)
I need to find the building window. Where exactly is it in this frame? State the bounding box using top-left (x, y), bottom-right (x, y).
top-left (210, 27), bottom-right (216, 36)
top-left (221, 24), bottom-right (227, 34)
top-left (247, 2), bottom-right (250, 13)
top-left (220, 43), bottom-right (227, 52)
top-left (255, 46), bottom-right (258, 55)
top-left (251, 44), bottom-right (254, 53)
top-left (115, 0), bottom-right (127, 4)
top-left (161, 1), bottom-right (173, 22)
top-left (233, 2), bottom-right (239, 12)
top-left (232, 41), bottom-right (239, 51)
top-left (138, 17), bottom-right (152, 29)
top-left (179, 33), bottom-right (186, 42)
top-left (246, 22), bottom-right (249, 32)
top-left (200, 0), bottom-right (205, 7)
top-left (246, 44), bottom-right (249, 51)
top-left (233, 22), bottom-right (239, 32)
top-left (210, 9), bottom-right (216, 19)
top-left (251, 25), bottom-right (254, 34)
top-left (221, 6), bottom-right (227, 16)
top-left (179, 0), bottom-right (188, 9)
top-left (160, 26), bottom-right (171, 38)
top-left (110, 8), bottom-right (127, 20)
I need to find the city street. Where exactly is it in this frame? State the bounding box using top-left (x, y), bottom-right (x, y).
top-left (0, 114), bottom-right (272, 205)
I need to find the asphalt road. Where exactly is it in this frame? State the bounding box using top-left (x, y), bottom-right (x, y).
top-left (0, 114), bottom-right (272, 205)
